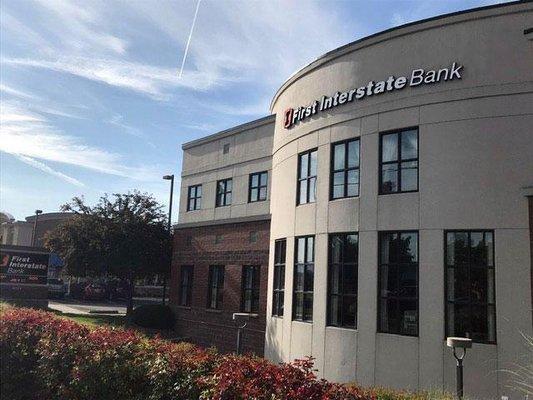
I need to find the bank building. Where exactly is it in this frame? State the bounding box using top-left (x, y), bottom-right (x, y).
top-left (168, 2), bottom-right (533, 399)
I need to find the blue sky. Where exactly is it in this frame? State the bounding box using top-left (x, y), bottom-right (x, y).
top-left (0, 0), bottom-right (509, 221)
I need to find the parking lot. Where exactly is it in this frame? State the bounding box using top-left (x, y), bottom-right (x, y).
top-left (48, 297), bottom-right (167, 316)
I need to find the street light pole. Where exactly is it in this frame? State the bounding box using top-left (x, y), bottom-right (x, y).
top-left (162, 175), bottom-right (175, 306)
top-left (31, 209), bottom-right (43, 247)
top-left (447, 337), bottom-right (472, 399)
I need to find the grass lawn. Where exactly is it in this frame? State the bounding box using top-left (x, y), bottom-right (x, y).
top-left (56, 312), bottom-right (126, 328)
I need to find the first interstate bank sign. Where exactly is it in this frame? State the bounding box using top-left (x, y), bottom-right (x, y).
top-left (283, 62), bottom-right (463, 129)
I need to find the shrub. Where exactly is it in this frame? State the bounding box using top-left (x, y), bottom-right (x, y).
top-left (0, 306), bottom-right (455, 400)
top-left (131, 304), bottom-right (174, 330)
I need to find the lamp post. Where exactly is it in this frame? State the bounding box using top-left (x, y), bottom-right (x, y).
top-left (162, 174), bottom-right (174, 306)
top-left (447, 337), bottom-right (472, 399)
top-left (232, 313), bottom-right (252, 355)
top-left (31, 209), bottom-right (43, 247)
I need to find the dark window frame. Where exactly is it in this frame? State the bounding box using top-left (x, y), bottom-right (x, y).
top-left (330, 139), bottom-right (360, 200)
top-left (272, 239), bottom-right (286, 317)
top-left (293, 235), bottom-right (314, 322)
top-left (187, 184), bottom-right (202, 211)
top-left (249, 171), bottom-right (268, 203)
top-left (179, 265), bottom-right (194, 307)
top-left (207, 265), bottom-right (225, 310)
top-left (444, 230), bottom-right (497, 344)
top-left (241, 265), bottom-right (261, 313)
top-left (297, 149), bottom-right (318, 206)
top-left (215, 178), bottom-right (232, 207)
top-left (379, 127), bottom-right (419, 195)
top-left (327, 232), bottom-right (359, 329)
top-left (377, 230), bottom-right (419, 337)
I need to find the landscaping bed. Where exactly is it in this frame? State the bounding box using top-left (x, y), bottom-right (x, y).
top-left (0, 305), bottom-right (453, 400)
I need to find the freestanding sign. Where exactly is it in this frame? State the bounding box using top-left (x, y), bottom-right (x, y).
top-left (0, 250), bottom-right (49, 284)
top-left (0, 245), bottom-right (50, 308)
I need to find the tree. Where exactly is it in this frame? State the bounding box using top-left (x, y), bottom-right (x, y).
top-left (45, 191), bottom-right (172, 315)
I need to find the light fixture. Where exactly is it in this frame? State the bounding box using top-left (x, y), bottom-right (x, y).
top-left (447, 336), bottom-right (472, 399)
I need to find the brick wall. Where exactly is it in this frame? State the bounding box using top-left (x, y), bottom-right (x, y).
top-left (169, 219), bottom-right (270, 355)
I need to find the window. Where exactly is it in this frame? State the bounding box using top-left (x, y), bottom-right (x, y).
top-left (379, 128), bottom-right (418, 194)
top-left (331, 139), bottom-right (360, 199)
top-left (445, 231), bottom-right (496, 343)
top-left (293, 236), bottom-right (314, 321)
top-left (272, 239), bottom-right (286, 317)
top-left (207, 265), bottom-right (225, 309)
top-left (187, 185), bottom-right (202, 211)
top-left (249, 171), bottom-right (268, 202)
top-left (328, 233), bottom-right (358, 328)
top-left (215, 234), bottom-right (223, 244)
top-left (223, 143), bottom-right (230, 154)
top-left (216, 179), bottom-right (232, 207)
top-left (378, 231), bottom-right (418, 336)
top-left (297, 149), bottom-right (317, 205)
top-left (179, 265), bottom-right (193, 307)
top-left (241, 265), bottom-right (260, 313)
top-left (249, 231), bottom-right (257, 243)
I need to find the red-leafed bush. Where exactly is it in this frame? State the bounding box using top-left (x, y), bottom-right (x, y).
top-left (0, 305), bottom-right (452, 400)
top-left (201, 355), bottom-right (370, 400)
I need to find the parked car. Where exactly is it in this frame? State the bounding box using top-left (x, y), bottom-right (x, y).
top-left (48, 278), bottom-right (66, 299)
top-left (106, 280), bottom-right (129, 300)
top-left (83, 283), bottom-right (107, 301)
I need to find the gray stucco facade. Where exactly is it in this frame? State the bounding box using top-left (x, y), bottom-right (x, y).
top-left (265, 2), bottom-right (532, 399)
top-left (175, 2), bottom-right (532, 399)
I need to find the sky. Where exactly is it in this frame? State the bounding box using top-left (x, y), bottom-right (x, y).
top-left (0, 0), bottom-right (510, 221)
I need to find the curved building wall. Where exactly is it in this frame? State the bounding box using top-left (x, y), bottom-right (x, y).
top-left (265, 3), bottom-right (533, 399)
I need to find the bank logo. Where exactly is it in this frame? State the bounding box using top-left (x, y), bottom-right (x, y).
top-left (283, 62), bottom-right (463, 129)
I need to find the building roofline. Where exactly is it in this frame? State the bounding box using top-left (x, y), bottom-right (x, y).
top-left (173, 214), bottom-right (271, 229)
top-left (181, 115), bottom-right (275, 150)
top-left (25, 212), bottom-right (74, 222)
top-left (270, 0), bottom-right (529, 111)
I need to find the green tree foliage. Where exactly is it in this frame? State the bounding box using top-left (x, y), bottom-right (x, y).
top-left (45, 191), bottom-right (172, 313)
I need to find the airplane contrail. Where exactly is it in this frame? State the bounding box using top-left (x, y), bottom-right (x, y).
top-left (179, 0), bottom-right (201, 78)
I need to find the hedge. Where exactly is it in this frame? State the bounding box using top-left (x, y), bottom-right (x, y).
top-left (131, 304), bottom-right (175, 330)
top-left (0, 306), bottom-right (453, 400)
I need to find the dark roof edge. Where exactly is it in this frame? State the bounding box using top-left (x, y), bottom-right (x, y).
top-left (0, 244), bottom-right (49, 253)
top-left (173, 214), bottom-right (271, 229)
top-left (270, 0), bottom-right (529, 111)
top-left (182, 115), bottom-right (275, 150)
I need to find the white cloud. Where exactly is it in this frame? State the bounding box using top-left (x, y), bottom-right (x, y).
top-left (14, 154), bottom-right (85, 187)
top-left (2, 1), bottom-right (353, 102)
top-left (0, 84), bottom-right (41, 100)
top-left (0, 101), bottom-right (159, 181)
top-left (2, 56), bottom-right (228, 99)
top-left (106, 114), bottom-right (144, 138)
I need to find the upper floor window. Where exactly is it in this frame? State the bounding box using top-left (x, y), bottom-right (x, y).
top-left (378, 231), bottom-right (418, 336)
top-left (272, 239), bottom-right (286, 317)
top-left (187, 185), bottom-right (202, 211)
top-left (249, 171), bottom-right (268, 202)
top-left (241, 265), bottom-right (260, 313)
top-left (379, 128), bottom-right (418, 194)
top-left (331, 139), bottom-right (360, 199)
top-left (216, 178), bottom-right (232, 207)
top-left (293, 236), bottom-right (314, 322)
top-left (445, 231), bottom-right (496, 343)
top-left (328, 233), bottom-right (358, 329)
top-left (179, 265), bottom-right (193, 307)
top-left (207, 265), bottom-right (225, 309)
top-left (297, 149), bottom-right (317, 205)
